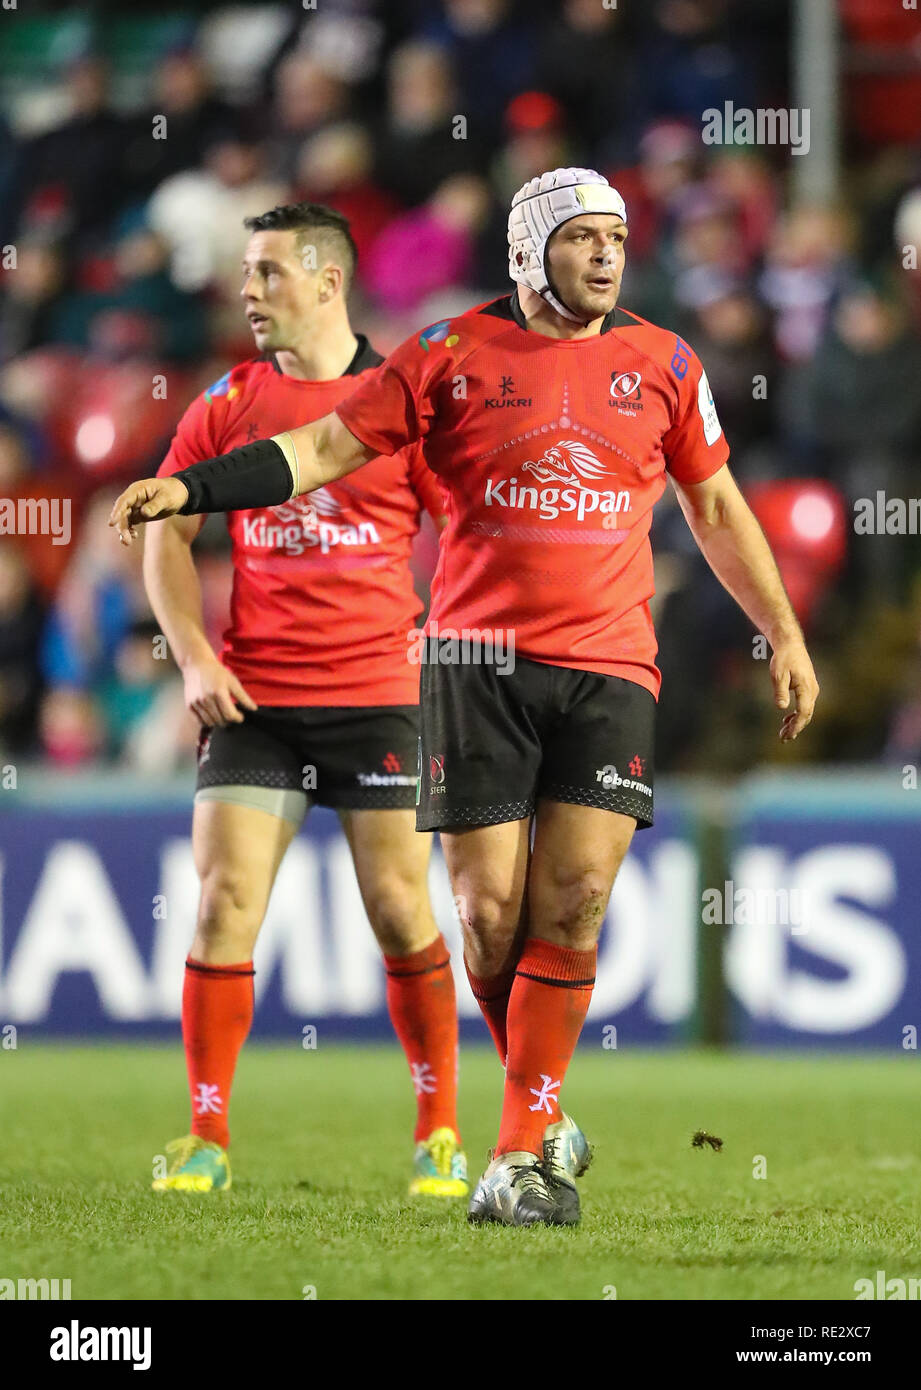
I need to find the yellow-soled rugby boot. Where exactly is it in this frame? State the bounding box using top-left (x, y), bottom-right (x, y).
top-left (152, 1134), bottom-right (231, 1193)
top-left (409, 1126), bottom-right (469, 1197)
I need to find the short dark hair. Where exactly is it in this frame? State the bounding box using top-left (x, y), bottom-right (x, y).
top-left (243, 202), bottom-right (358, 291)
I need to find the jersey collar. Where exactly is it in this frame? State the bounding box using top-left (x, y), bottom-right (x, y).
top-left (267, 334), bottom-right (383, 377)
top-left (487, 292), bottom-right (620, 335)
top-left (344, 334), bottom-right (383, 373)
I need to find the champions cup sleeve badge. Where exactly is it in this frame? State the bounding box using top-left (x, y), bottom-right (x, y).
top-left (419, 320), bottom-right (459, 352)
top-left (204, 370), bottom-right (238, 404)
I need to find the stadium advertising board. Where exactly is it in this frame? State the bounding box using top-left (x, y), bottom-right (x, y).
top-left (728, 777), bottom-right (921, 1047)
top-left (1, 776), bottom-right (917, 1046)
top-left (0, 797), bottom-right (695, 1042)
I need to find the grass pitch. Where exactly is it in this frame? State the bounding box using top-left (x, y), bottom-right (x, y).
top-left (1, 1044), bottom-right (918, 1301)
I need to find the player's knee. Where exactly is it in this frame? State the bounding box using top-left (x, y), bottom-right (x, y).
top-left (535, 865), bottom-right (612, 939)
top-left (363, 877), bottom-right (428, 954)
top-left (197, 867), bottom-right (262, 942)
top-left (455, 891), bottom-right (521, 972)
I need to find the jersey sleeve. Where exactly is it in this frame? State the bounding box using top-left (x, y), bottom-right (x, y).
top-left (335, 326), bottom-right (453, 457)
top-left (662, 343), bottom-right (730, 485)
top-left (406, 442), bottom-right (447, 525)
top-left (157, 389), bottom-right (222, 479)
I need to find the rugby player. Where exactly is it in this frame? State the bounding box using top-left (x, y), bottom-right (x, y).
top-left (141, 203), bottom-right (468, 1198)
top-left (112, 170), bottom-right (819, 1225)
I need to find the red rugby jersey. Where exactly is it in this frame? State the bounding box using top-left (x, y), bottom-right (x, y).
top-left (158, 337), bottom-right (445, 706)
top-left (336, 298), bottom-right (730, 699)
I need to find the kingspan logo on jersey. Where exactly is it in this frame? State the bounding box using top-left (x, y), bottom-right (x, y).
top-left (483, 440), bottom-right (631, 522)
top-left (242, 487), bottom-right (381, 556)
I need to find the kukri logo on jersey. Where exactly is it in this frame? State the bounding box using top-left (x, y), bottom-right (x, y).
top-left (242, 487), bottom-right (381, 556)
top-left (483, 440), bottom-right (631, 522)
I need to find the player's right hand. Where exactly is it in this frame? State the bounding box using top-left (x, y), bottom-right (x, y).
top-left (109, 477), bottom-right (190, 545)
top-left (183, 656), bottom-right (258, 727)
top-left (770, 638), bottom-right (819, 741)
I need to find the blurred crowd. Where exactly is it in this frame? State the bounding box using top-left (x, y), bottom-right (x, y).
top-left (1, 0), bottom-right (921, 775)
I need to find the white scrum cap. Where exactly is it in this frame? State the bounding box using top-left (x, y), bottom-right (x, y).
top-left (508, 167), bottom-right (627, 321)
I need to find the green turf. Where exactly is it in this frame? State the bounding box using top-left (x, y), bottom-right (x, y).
top-left (1, 1044), bottom-right (918, 1300)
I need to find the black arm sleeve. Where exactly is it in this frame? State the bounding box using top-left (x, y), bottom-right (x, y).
top-left (175, 438), bottom-right (294, 515)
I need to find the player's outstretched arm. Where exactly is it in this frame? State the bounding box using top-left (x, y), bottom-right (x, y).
top-left (109, 413), bottom-right (376, 544)
top-left (670, 463), bottom-right (820, 741)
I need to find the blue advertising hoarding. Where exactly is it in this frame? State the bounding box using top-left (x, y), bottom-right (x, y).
top-left (0, 781), bottom-right (698, 1043)
top-left (727, 773), bottom-right (921, 1047)
top-left (2, 771), bottom-right (918, 1046)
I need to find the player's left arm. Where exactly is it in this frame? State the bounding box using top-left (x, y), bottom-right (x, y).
top-left (670, 463), bottom-right (819, 741)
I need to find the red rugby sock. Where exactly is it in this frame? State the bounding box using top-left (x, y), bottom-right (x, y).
top-left (464, 961), bottom-right (516, 1065)
top-left (384, 935), bottom-right (460, 1142)
top-left (182, 957), bottom-right (255, 1150)
top-left (494, 937), bottom-right (596, 1158)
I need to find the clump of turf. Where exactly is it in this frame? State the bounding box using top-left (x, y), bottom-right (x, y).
top-left (691, 1129), bottom-right (723, 1152)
